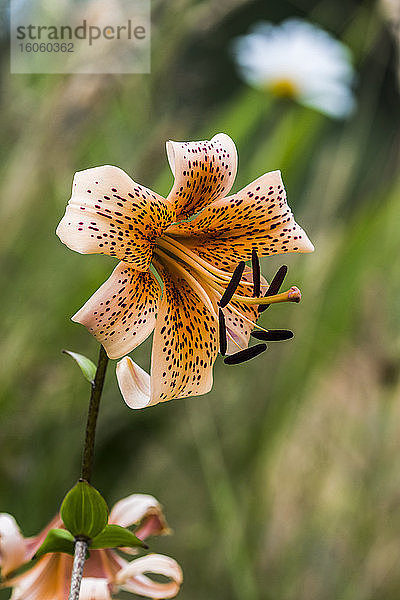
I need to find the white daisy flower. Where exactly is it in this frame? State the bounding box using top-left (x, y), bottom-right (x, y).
top-left (233, 18), bottom-right (356, 119)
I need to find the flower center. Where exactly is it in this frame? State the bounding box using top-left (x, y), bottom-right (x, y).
top-left (153, 235), bottom-right (301, 311)
top-left (268, 78), bottom-right (299, 99)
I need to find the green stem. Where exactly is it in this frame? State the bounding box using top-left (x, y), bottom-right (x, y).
top-left (68, 345), bottom-right (109, 600)
top-left (81, 344), bottom-right (109, 482)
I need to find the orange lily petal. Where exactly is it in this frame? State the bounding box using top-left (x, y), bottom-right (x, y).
top-left (0, 514), bottom-right (26, 577)
top-left (116, 554), bottom-right (183, 599)
top-left (166, 170), bottom-right (314, 269)
top-left (117, 259), bottom-right (219, 407)
top-left (72, 262), bottom-right (161, 360)
top-left (57, 166), bottom-right (174, 272)
top-left (166, 133), bottom-right (237, 220)
top-left (150, 260), bottom-right (219, 404)
top-left (109, 494), bottom-right (169, 539)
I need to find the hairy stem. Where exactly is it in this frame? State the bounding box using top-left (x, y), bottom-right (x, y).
top-left (68, 540), bottom-right (88, 600)
top-left (81, 344), bottom-right (109, 482)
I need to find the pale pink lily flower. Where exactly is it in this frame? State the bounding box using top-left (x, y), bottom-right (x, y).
top-left (56, 134), bottom-right (313, 408)
top-left (0, 494), bottom-right (182, 600)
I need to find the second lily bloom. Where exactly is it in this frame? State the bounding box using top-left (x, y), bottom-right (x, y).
top-left (0, 494), bottom-right (182, 600)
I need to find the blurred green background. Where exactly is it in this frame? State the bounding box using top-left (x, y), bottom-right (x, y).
top-left (1, 0), bottom-right (400, 598)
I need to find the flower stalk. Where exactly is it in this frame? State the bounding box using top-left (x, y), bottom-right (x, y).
top-left (81, 344), bottom-right (109, 483)
top-left (68, 344), bottom-right (109, 600)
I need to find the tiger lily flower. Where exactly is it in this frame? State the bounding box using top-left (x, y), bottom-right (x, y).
top-left (0, 494), bottom-right (182, 600)
top-left (56, 133), bottom-right (313, 408)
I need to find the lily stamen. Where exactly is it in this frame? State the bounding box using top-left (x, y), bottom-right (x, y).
top-left (156, 244), bottom-right (271, 315)
top-left (156, 246), bottom-right (276, 345)
top-left (231, 286), bottom-right (301, 306)
top-left (156, 245), bottom-right (299, 341)
top-left (251, 249), bottom-right (261, 297)
top-left (223, 301), bottom-right (271, 334)
top-left (162, 235), bottom-right (267, 292)
top-left (153, 250), bottom-right (217, 318)
top-left (224, 343), bottom-right (267, 365)
top-left (251, 329), bottom-right (294, 341)
top-left (154, 245), bottom-right (241, 309)
top-left (162, 235), bottom-right (233, 281)
top-left (259, 265), bottom-right (288, 313)
top-left (158, 237), bottom-right (269, 296)
top-left (218, 261), bottom-right (246, 308)
top-left (218, 308), bottom-right (227, 356)
top-left (156, 238), bottom-right (223, 285)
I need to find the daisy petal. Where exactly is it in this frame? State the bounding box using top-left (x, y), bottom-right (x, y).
top-left (73, 263), bottom-right (161, 360)
top-left (56, 166), bottom-right (174, 272)
top-left (116, 554), bottom-right (183, 599)
top-left (110, 494), bottom-right (169, 539)
top-left (79, 577), bottom-right (111, 600)
top-left (166, 133), bottom-right (237, 220)
top-left (150, 260), bottom-right (219, 404)
top-left (167, 170), bottom-right (314, 269)
top-left (0, 514), bottom-right (26, 577)
top-left (233, 18), bottom-right (355, 120)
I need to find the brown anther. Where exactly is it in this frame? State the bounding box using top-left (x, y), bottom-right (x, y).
top-left (251, 329), bottom-right (294, 341)
top-left (258, 265), bottom-right (288, 313)
top-left (218, 308), bottom-right (227, 356)
top-left (224, 343), bottom-right (267, 365)
top-left (219, 261), bottom-right (246, 308)
top-left (251, 249), bottom-right (261, 297)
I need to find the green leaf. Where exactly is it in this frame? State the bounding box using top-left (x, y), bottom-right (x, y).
top-left (34, 528), bottom-right (75, 558)
top-left (90, 524), bottom-right (147, 550)
top-left (63, 350), bottom-right (96, 384)
top-left (61, 481), bottom-right (109, 539)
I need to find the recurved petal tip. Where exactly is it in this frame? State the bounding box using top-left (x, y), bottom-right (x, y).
top-left (166, 133), bottom-right (238, 220)
top-left (110, 494), bottom-right (170, 540)
top-left (79, 578), bottom-right (112, 600)
top-left (116, 554), bottom-right (183, 599)
top-left (0, 514), bottom-right (26, 577)
top-left (116, 357), bottom-right (153, 410)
